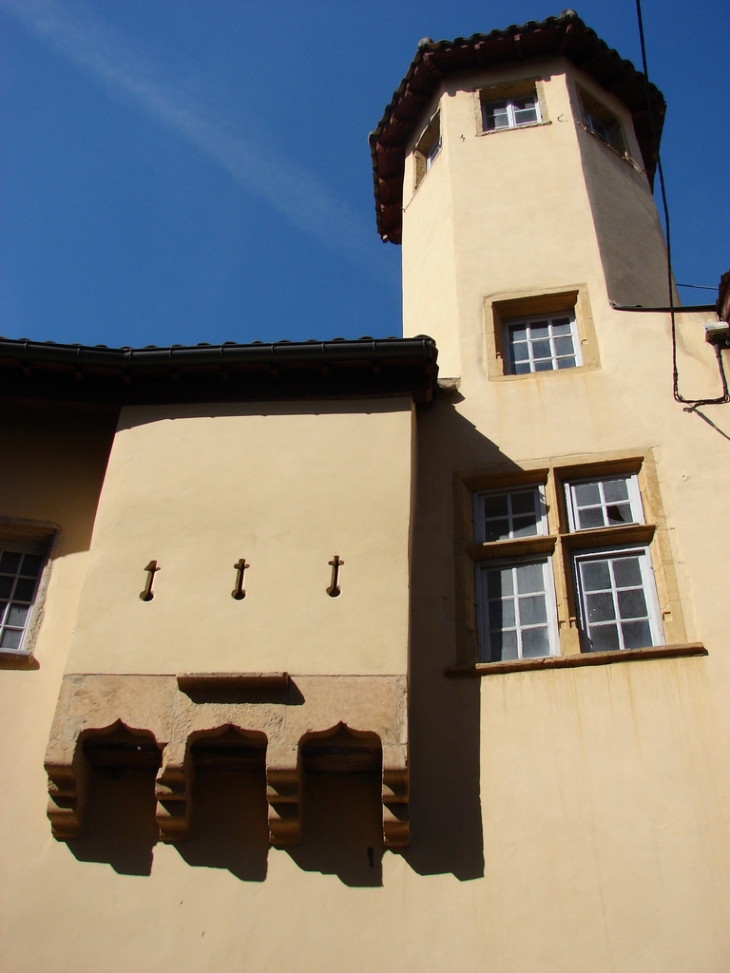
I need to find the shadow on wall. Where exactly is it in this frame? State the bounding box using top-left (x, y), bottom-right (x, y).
top-left (69, 767), bottom-right (159, 876)
top-left (178, 766), bottom-right (269, 882)
top-left (65, 398), bottom-right (521, 885)
top-left (285, 772), bottom-right (384, 887)
top-left (68, 763), bottom-right (384, 886)
top-left (404, 397), bottom-right (522, 881)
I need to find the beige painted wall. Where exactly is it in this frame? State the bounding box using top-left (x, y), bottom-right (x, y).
top-left (65, 399), bottom-right (414, 676)
top-left (397, 48), bottom-right (730, 972)
top-left (3, 43), bottom-right (730, 973)
top-left (402, 57), bottom-right (677, 377)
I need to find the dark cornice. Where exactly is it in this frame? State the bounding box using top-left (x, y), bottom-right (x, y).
top-left (370, 11), bottom-right (666, 243)
top-left (0, 335), bottom-right (438, 406)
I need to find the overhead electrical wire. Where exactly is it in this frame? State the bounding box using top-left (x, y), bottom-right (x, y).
top-left (634, 0), bottom-right (729, 407)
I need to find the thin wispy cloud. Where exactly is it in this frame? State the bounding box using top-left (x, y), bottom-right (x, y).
top-left (1, 0), bottom-right (390, 278)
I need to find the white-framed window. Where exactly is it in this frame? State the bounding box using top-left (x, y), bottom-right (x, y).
top-left (482, 93), bottom-right (540, 131)
top-left (565, 474), bottom-right (644, 532)
top-left (473, 486), bottom-right (547, 543)
top-left (476, 557), bottom-right (559, 663)
top-left (504, 312), bottom-right (581, 374)
top-left (0, 544), bottom-right (45, 654)
top-left (426, 134), bottom-right (441, 170)
top-left (573, 546), bottom-right (664, 652)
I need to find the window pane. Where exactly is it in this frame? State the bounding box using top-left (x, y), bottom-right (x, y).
top-left (484, 103), bottom-right (510, 130)
top-left (580, 560), bottom-right (611, 591)
top-left (530, 323), bottom-right (549, 338)
top-left (554, 336), bottom-right (575, 356)
top-left (488, 598), bottom-right (516, 628)
top-left (518, 594), bottom-right (547, 625)
top-left (20, 554), bottom-right (44, 578)
top-left (0, 601), bottom-right (7, 622)
top-left (534, 360), bottom-right (553, 372)
top-left (513, 106), bottom-right (538, 125)
top-left (511, 492), bottom-right (535, 515)
top-left (531, 339), bottom-right (551, 360)
top-left (606, 503), bottom-right (632, 525)
top-left (552, 319), bottom-right (572, 333)
top-left (0, 628), bottom-right (22, 650)
top-left (586, 592), bottom-right (615, 622)
top-left (13, 578), bottom-right (37, 602)
top-left (487, 568), bottom-right (513, 598)
top-left (578, 507), bottom-right (605, 529)
top-left (483, 496), bottom-right (508, 518)
top-left (514, 361), bottom-right (531, 374)
top-left (490, 629), bottom-right (518, 661)
top-left (602, 479), bottom-right (629, 502)
top-left (521, 626), bottom-right (550, 658)
top-left (516, 563), bottom-right (545, 594)
top-left (512, 516), bottom-right (538, 538)
top-left (7, 604), bottom-right (29, 627)
top-left (574, 483), bottom-right (601, 506)
top-left (621, 620), bottom-right (652, 649)
top-left (556, 356), bottom-right (577, 369)
top-left (617, 588), bottom-right (648, 619)
top-left (0, 551), bottom-right (22, 574)
top-left (511, 342), bottom-right (529, 362)
top-left (484, 520), bottom-right (511, 542)
top-left (612, 558), bottom-right (642, 588)
top-left (0, 577), bottom-right (13, 599)
top-left (589, 624), bottom-right (620, 651)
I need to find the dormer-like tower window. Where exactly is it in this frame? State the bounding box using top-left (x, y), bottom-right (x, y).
top-left (579, 87), bottom-right (627, 155)
top-left (414, 111), bottom-right (441, 188)
top-left (481, 90), bottom-right (540, 131)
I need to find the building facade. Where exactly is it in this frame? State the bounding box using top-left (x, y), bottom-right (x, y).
top-left (2, 12), bottom-right (729, 971)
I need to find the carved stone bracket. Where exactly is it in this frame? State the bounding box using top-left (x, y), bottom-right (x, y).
top-left (45, 741), bottom-right (90, 841)
top-left (155, 742), bottom-right (190, 843)
top-left (266, 745), bottom-right (301, 846)
top-left (44, 672), bottom-right (409, 848)
top-left (382, 758), bottom-right (410, 848)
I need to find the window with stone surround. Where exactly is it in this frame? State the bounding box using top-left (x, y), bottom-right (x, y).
top-left (483, 288), bottom-right (600, 382)
top-left (0, 544), bottom-right (46, 655)
top-left (455, 457), bottom-right (685, 667)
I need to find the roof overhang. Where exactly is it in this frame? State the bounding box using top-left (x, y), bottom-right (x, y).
top-left (0, 335), bottom-right (438, 406)
top-left (370, 11), bottom-right (666, 244)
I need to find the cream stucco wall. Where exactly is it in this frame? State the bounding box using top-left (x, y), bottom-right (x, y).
top-left (3, 38), bottom-right (730, 973)
top-left (398, 47), bottom-right (730, 973)
top-left (65, 398), bottom-right (414, 676)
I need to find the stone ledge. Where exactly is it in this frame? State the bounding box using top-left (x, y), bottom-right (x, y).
top-left (445, 643), bottom-right (707, 677)
top-left (177, 672), bottom-right (290, 692)
top-left (44, 672), bottom-right (409, 849)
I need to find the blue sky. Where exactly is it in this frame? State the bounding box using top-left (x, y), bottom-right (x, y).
top-left (1, 0), bottom-right (727, 348)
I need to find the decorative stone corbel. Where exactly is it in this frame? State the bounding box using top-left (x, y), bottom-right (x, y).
top-left (155, 741), bottom-right (192, 842)
top-left (382, 762), bottom-right (409, 848)
top-left (266, 744), bottom-right (301, 846)
top-left (45, 740), bottom-right (91, 841)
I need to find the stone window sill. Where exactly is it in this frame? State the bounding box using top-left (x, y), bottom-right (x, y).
top-left (445, 643), bottom-right (706, 677)
top-left (477, 120), bottom-right (552, 137)
top-left (0, 649), bottom-right (39, 670)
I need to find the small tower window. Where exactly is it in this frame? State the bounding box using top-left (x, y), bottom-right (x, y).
top-left (578, 88), bottom-right (627, 156)
top-left (414, 111), bottom-right (442, 188)
top-left (481, 92), bottom-right (540, 131)
top-left (504, 312), bottom-right (582, 374)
